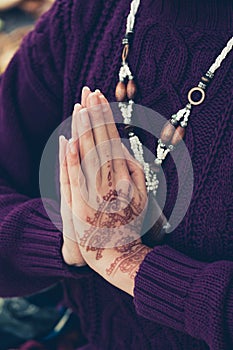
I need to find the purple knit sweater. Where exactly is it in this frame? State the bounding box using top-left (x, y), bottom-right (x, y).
top-left (0, 0), bottom-right (232, 349)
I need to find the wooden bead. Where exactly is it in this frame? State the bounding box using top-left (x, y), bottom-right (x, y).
top-left (115, 81), bottom-right (127, 102)
top-left (171, 126), bottom-right (186, 146)
top-left (160, 121), bottom-right (175, 143)
top-left (201, 76), bottom-right (209, 83)
top-left (124, 124), bottom-right (134, 133)
top-left (127, 79), bottom-right (137, 100)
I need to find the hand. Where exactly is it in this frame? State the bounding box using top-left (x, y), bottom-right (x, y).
top-left (61, 90), bottom-right (152, 294)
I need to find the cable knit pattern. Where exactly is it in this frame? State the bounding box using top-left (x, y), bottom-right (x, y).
top-left (0, 0), bottom-right (232, 349)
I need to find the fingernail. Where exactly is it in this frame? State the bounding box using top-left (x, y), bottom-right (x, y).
top-left (95, 89), bottom-right (101, 94)
top-left (89, 92), bottom-right (101, 111)
top-left (74, 103), bottom-right (81, 110)
top-left (59, 135), bottom-right (66, 147)
top-left (82, 86), bottom-right (90, 92)
top-left (73, 103), bottom-right (81, 115)
top-left (89, 92), bottom-right (98, 105)
top-left (59, 135), bottom-right (64, 143)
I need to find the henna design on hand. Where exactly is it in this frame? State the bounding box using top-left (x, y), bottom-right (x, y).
top-left (107, 170), bottom-right (112, 187)
top-left (106, 243), bottom-right (152, 279)
top-left (79, 188), bottom-right (144, 260)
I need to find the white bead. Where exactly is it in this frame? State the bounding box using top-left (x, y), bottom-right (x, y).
top-left (118, 1), bottom-right (232, 198)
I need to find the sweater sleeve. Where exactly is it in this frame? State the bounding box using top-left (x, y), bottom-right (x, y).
top-left (133, 244), bottom-right (233, 350)
top-left (0, 0), bottom-right (91, 298)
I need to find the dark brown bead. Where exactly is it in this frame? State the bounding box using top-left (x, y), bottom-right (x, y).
top-left (171, 125), bottom-right (186, 146)
top-left (201, 76), bottom-right (209, 83)
top-left (160, 121), bottom-right (175, 143)
top-left (127, 79), bottom-right (137, 100)
top-left (124, 124), bottom-right (134, 136)
top-left (115, 81), bottom-right (127, 102)
top-left (124, 124), bottom-right (134, 131)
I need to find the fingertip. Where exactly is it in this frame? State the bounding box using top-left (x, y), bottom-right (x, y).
top-left (99, 93), bottom-right (107, 102)
top-left (85, 92), bottom-right (93, 107)
top-left (81, 86), bottom-right (92, 107)
top-left (90, 91), bottom-right (99, 102)
top-left (59, 135), bottom-right (63, 145)
top-left (59, 135), bottom-right (67, 149)
top-left (74, 103), bottom-right (82, 112)
top-left (59, 134), bottom-right (66, 141)
top-left (82, 86), bottom-right (90, 92)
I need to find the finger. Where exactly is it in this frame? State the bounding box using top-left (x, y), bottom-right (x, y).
top-left (122, 143), bottom-right (147, 198)
top-left (76, 107), bottom-right (100, 189)
top-left (87, 92), bottom-right (110, 148)
top-left (66, 138), bottom-right (88, 217)
top-left (76, 106), bottom-right (98, 161)
top-left (64, 138), bottom-right (93, 245)
top-left (81, 86), bottom-right (91, 107)
top-left (71, 103), bottom-right (82, 141)
top-left (59, 135), bottom-right (71, 204)
top-left (99, 94), bottom-right (128, 176)
top-left (99, 94), bottom-right (120, 140)
top-left (86, 92), bottom-right (113, 181)
top-left (59, 135), bottom-right (76, 241)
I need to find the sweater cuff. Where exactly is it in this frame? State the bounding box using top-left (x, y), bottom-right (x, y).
top-left (13, 199), bottom-right (92, 279)
top-left (18, 224), bottom-right (91, 279)
top-left (133, 245), bottom-right (206, 333)
top-left (226, 282), bottom-right (233, 345)
top-left (184, 260), bottom-right (233, 348)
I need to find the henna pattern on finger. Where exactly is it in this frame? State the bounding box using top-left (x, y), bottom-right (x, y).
top-left (107, 170), bottom-right (112, 187)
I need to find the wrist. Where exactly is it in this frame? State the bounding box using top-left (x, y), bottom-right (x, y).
top-left (94, 243), bottom-right (152, 296)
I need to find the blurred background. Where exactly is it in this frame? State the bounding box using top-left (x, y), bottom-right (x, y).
top-left (0, 0), bottom-right (54, 73)
top-left (0, 2), bottom-right (86, 349)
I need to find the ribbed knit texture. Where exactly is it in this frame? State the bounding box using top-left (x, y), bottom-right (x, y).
top-left (0, 0), bottom-right (232, 349)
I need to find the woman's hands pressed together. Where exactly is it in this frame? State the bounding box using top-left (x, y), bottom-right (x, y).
top-left (59, 88), bottom-right (152, 295)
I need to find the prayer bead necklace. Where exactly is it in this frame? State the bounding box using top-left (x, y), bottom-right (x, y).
top-left (115, 0), bottom-right (233, 197)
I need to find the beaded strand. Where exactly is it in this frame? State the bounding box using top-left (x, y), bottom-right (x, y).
top-left (115, 0), bottom-right (233, 197)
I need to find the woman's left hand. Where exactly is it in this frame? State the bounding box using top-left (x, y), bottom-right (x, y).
top-left (60, 90), bottom-right (152, 295)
